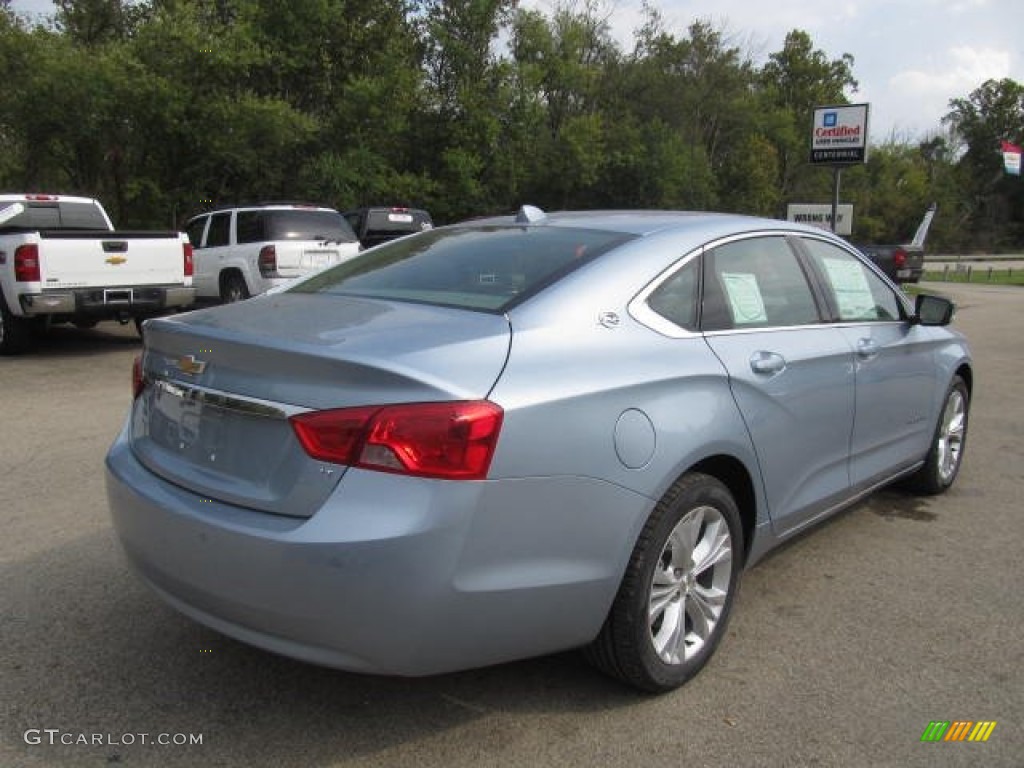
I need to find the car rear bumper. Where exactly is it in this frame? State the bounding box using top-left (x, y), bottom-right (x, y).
top-left (19, 285), bottom-right (195, 317)
top-left (105, 422), bottom-right (647, 676)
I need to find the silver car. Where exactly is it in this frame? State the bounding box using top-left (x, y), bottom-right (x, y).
top-left (106, 208), bottom-right (972, 692)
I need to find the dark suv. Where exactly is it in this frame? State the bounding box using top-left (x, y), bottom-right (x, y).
top-left (343, 207), bottom-right (433, 249)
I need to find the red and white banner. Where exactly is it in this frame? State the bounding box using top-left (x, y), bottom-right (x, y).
top-left (1002, 140), bottom-right (1022, 175)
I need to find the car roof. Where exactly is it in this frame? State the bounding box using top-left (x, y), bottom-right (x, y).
top-left (345, 206), bottom-right (431, 215)
top-left (191, 203), bottom-right (338, 217)
top-left (459, 208), bottom-right (826, 240)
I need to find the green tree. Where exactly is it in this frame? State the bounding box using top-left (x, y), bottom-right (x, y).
top-left (759, 29), bottom-right (858, 209)
top-left (944, 78), bottom-right (1024, 249)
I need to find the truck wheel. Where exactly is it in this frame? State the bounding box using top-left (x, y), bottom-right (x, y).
top-left (0, 294), bottom-right (33, 355)
top-left (220, 273), bottom-right (250, 303)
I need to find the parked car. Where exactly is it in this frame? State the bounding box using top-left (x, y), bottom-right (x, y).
top-left (184, 203), bottom-right (361, 302)
top-left (0, 194), bottom-right (194, 355)
top-left (106, 207), bottom-right (972, 692)
top-left (343, 206), bottom-right (433, 249)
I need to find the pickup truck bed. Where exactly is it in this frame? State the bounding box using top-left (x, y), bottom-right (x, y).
top-left (855, 204), bottom-right (936, 285)
top-left (857, 244), bottom-right (925, 284)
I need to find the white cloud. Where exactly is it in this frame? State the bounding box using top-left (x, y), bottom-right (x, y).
top-left (878, 46), bottom-right (1012, 135)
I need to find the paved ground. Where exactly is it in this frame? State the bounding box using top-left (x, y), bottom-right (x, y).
top-left (2, 282), bottom-right (1022, 767)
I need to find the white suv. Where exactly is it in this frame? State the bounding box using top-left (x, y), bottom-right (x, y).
top-left (184, 204), bottom-right (361, 302)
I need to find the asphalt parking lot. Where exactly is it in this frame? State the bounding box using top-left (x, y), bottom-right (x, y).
top-left (2, 281), bottom-right (1022, 768)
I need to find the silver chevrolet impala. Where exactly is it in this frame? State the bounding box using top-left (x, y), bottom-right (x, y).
top-left (106, 207), bottom-right (972, 692)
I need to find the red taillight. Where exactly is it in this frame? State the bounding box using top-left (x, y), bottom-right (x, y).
top-left (25, 194), bottom-right (58, 201)
top-left (258, 245), bottom-right (277, 278)
top-left (290, 401), bottom-right (504, 481)
top-left (14, 244), bottom-right (41, 282)
top-left (893, 248), bottom-right (907, 268)
top-left (183, 242), bottom-right (194, 277)
top-left (132, 355), bottom-right (145, 400)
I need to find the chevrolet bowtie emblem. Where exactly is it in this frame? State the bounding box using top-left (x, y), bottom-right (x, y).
top-left (105, 256), bottom-right (127, 265)
top-left (176, 355), bottom-right (207, 375)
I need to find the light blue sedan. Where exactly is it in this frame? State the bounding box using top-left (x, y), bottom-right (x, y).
top-left (106, 207), bottom-right (972, 692)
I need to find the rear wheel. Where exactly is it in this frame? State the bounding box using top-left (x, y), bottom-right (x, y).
top-left (904, 375), bottom-right (969, 495)
top-left (587, 472), bottom-right (743, 692)
top-left (0, 294), bottom-right (32, 355)
top-left (220, 272), bottom-right (249, 303)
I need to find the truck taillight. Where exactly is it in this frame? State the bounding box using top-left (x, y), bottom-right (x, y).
top-left (258, 245), bottom-right (277, 278)
top-left (14, 244), bottom-right (41, 282)
top-left (893, 248), bottom-right (907, 268)
top-left (183, 242), bottom-right (194, 277)
top-left (290, 401), bottom-right (504, 481)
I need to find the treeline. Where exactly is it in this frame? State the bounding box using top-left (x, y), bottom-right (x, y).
top-left (1, 0), bottom-right (1022, 251)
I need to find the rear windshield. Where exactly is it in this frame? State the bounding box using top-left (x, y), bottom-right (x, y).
top-left (0, 201), bottom-right (109, 231)
top-left (236, 209), bottom-right (356, 244)
top-left (365, 209), bottom-right (432, 234)
top-left (290, 226), bottom-right (633, 312)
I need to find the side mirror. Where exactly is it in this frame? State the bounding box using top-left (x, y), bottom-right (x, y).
top-left (914, 294), bottom-right (955, 326)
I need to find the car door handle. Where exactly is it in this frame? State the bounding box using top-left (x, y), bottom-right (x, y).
top-left (750, 351), bottom-right (786, 374)
top-left (856, 338), bottom-right (880, 360)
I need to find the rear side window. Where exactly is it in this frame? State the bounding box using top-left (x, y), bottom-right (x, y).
top-left (291, 226), bottom-right (633, 312)
top-left (648, 260), bottom-right (698, 331)
top-left (236, 211), bottom-right (266, 244)
top-left (801, 239), bottom-right (904, 322)
top-left (702, 236), bottom-right (821, 331)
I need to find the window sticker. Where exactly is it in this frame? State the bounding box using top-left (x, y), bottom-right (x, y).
top-left (721, 272), bottom-right (767, 324)
top-left (822, 258), bottom-right (875, 319)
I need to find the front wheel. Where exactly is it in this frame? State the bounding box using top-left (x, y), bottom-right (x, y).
top-left (587, 472), bottom-right (743, 692)
top-left (904, 375), bottom-right (969, 495)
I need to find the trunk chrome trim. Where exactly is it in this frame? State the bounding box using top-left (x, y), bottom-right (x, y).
top-left (149, 376), bottom-right (309, 419)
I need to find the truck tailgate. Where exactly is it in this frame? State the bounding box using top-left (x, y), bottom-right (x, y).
top-left (38, 231), bottom-right (185, 288)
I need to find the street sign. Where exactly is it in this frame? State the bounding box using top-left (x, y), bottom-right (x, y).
top-left (786, 203), bottom-right (853, 236)
top-left (810, 104), bottom-right (869, 165)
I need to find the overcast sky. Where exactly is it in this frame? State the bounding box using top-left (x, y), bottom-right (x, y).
top-left (575, 0), bottom-right (1023, 141)
top-left (10, 0), bottom-right (1023, 142)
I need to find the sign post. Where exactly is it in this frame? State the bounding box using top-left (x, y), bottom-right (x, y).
top-left (810, 103), bottom-right (870, 234)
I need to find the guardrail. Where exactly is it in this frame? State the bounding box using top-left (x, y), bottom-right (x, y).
top-left (923, 263), bottom-right (1023, 285)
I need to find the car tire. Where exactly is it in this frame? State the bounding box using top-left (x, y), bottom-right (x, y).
top-left (220, 272), bottom-right (250, 303)
top-left (586, 472), bottom-right (743, 693)
top-left (904, 375), bottom-right (969, 495)
top-left (0, 293), bottom-right (32, 355)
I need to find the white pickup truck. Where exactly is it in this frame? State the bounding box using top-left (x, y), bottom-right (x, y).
top-left (0, 194), bottom-right (195, 354)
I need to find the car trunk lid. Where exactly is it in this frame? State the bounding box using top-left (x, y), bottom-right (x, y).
top-left (130, 294), bottom-right (511, 517)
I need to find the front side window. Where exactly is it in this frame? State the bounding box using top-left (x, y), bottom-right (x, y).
top-left (290, 226), bottom-right (633, 312)
top-left (701, 236), bottom-right (821, 331)
top-left (801, 239), bottom-right (904, 322)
